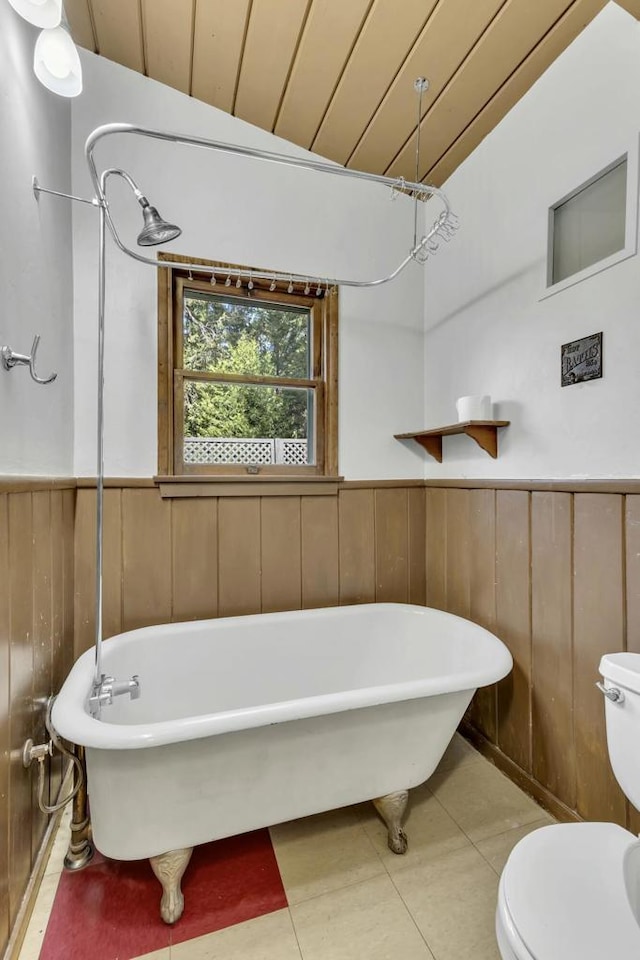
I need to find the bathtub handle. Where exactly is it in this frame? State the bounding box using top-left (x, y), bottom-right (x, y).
top-left (88, 674), bottom-right (141, 714)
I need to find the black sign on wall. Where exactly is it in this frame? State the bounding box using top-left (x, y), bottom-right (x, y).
top-left (561, 332), bottom-right (603, 387)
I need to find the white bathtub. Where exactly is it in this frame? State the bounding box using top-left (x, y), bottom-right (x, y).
top-left (52, 603), bottom-right (512, 862)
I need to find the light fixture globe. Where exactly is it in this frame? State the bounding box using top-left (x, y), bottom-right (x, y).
top-left (33, 26), bottom-right (83, 97)
top-left (7, 0), bottom-right (61, 28)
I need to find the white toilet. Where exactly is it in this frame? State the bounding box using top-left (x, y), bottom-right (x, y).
top-left (496, 652), bottom-right (640, 959)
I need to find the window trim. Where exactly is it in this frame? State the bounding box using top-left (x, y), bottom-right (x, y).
top-left (157, 254), bottom-right (338, 478)
top-left (541, 142), bottom-right (639, 300)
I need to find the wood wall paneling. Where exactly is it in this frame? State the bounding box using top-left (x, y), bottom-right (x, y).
top-left (73, 489), bottom-right (96, 659)
top-left (426, 483), bottom-right (640, 831)
top-left (301, 496), bottom-right (339, 609)
top-left (0, 495), bottom-right (9, 956)
top-left (573, 494), bottom-right (626, 824)
top-left (122, 489), bottom-right (171, 632)
top-left (88, 0), bottom-right (145, 72)
top-left (0, 487), bottom-right (73, 959)
top-left (260, 497), bottom-right (302, 614)
top-left (374, 488), bottom-right (409, 603)
top-left (49, 495), bottom-right (64, 801)
top-left (217, 497), bottom-right (261, 617)
top-left (625, 495), bottom-right (640, 833)
top-left (274, 0), bottom-right (372, 148)
top-left (338, 489), bottom-right (375, 604)
top-left (311, 0), bottom-right (436, 164)
top-left (625, 496), bottom-right (640, 655)
top-left (348, 0), bottom-right (504, 173)
top-left (171, 498), bottom-right (218, 622)
top-left (74, 490), bottom-right (122, 658)
top-left (387, 0), bottom-right (575, 179)
top-left (408, 487), bottom-right (426, 606)
top-left (495, 490), bottom-right (532, 774)
top-left (62, 490), bottom-right (76, 681)
top-left (141, 0), bottom-right (195, 95)
top-left (468, 489), bottom-right (497, 741)
top-left (8, 494), bottom-right (34, 926)
top-left (234, 0), bottom-right (311, 131)
top-left (444, 488), bottom-right (471, 618)
top-left (531, 492), bottom-right (575, 809)
top-left (31, 493), bottom-right (52, 841)
top-left (425, 488), bottom-right (447, 610)
top-left (191, 0), bottom-right (251, 112)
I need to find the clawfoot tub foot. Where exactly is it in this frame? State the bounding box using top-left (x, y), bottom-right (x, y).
top-left (149, 847), bottom-right (193, 924)
top-left (373, 790), bottom-right (409, 854)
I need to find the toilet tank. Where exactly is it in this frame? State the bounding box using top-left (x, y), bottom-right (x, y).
top-left (599, 653), bottom-right (640, 812)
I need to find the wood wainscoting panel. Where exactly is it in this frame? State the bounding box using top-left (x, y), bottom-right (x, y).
top-left (218, 498), bottom-right (262, 618)
top-left (171, 498), bottom-right (218, 622)
top-left (8, 493), bottom-right (34, 926)
top-left (425, 488), bottom-right (447, 610)
top-left (374, 488), bottom-right (409, 603)
top-left (49, 495), bottom-right (65, 801)
top-left (573, 494), bottom-right (626, 825)
top-left (468, 488), bottom-right (497, 742)
top-left (0, 495), bottom-right (9, 953)
top-left (531, 492), bottom-right (575, 810)
top-left (261, 497), bottom-right (302, 614)
top-left (425, 480), bottom-right (640, 832)
top-left (74, 490), bottom-right (123, 657)
top-left (625, 496), bottom-right (640, 654)
top-left (301, 496), bottom-right (339, 609)
top-left (62, 490), bottom-right (75, 679)
top-left (408, 487), bottom-right (427, 606)
top-left (0, 485), bottom-right (75, 960)
top-left (445, 488), bottom-right (471, 619)
top-left (122, 489), bottom-right (171, 632)
top-left (73, 489), bottom-right (95, 659)
top-left (338, 489), bottom-right (375, 604)
top-left (31, 493), bottom-right (52, 840)
top-left (495, 490), bottom-right (532, 774)
top-left (625, 495), bottom-right (640, 834)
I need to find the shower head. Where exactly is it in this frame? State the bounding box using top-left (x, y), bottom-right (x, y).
top-left (136, 196), bottom-right (182, 246)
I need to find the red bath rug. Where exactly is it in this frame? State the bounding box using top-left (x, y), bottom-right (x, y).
top-left (39, 829), bottom-right (287, 960)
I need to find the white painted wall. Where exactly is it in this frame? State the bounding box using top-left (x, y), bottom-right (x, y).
top-left (422, 2), bottom-right (640, 479)
top-left (0, 5), bottom-right (73, 475)
top-left (71, 52), bottom-right (426, 479)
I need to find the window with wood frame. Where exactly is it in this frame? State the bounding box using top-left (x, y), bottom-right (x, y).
top-left (158, 256), bottom-right (338, 477)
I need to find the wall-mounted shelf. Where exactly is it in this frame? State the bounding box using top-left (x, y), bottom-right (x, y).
top-left (394, 420), bottom-right (510, 462)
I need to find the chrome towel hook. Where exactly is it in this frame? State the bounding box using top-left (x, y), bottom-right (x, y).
top-left (0, 335), bottom-right (57, 384)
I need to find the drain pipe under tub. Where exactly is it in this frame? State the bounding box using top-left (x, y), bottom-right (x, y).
top-left (22, 697), bottom-right (94, 870)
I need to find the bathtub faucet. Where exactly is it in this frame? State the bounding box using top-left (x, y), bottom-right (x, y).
top-left (88, 674), bottom-right (141, 717)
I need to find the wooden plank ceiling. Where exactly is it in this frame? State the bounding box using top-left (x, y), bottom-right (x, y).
top-left (65, 0), bottom-right (629, 186)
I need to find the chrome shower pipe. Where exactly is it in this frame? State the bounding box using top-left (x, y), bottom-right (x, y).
top-left (85, 123), bottom-right (454, 288)
top-left (93, 173), bottom-right (107, 694)
top-left (92, 167), bottom-right (150, 695)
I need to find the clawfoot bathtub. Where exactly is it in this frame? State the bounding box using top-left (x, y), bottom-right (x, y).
top-left (52, 603), bottom-right (512, 923)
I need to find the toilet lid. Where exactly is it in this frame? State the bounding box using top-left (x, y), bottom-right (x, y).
top-left (501, 822), bottom-right (640, 960)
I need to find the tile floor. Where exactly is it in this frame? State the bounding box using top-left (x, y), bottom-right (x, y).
top-left (19, 735), bottom-right (554, 960)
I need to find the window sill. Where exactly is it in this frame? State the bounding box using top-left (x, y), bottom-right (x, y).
top-left (155, 475), bottom-right (343, 498)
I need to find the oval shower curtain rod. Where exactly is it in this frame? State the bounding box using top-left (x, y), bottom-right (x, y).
top-left (34, 121), bottom-right (458, 290)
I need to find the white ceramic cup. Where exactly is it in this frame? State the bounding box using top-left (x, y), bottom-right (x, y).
top-left (456, 395), bottom-right (492, 422)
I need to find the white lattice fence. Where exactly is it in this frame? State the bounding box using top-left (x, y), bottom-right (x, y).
top-left (184, 437), bottom-right (308, 465)
top-left (275, 439), bottom-right (309, 465)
